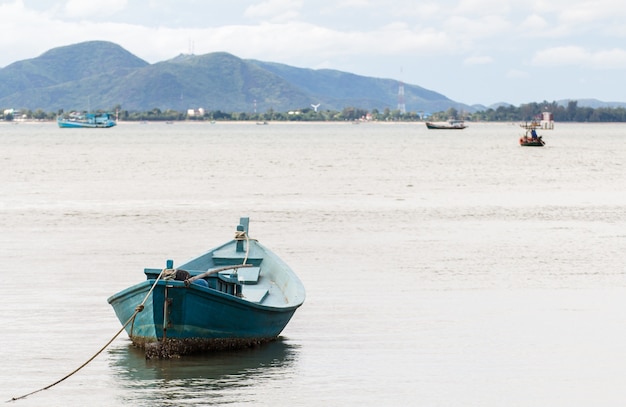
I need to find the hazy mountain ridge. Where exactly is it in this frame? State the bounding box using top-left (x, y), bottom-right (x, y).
top-left (1, 41), bottom-right (624, 113)
top-left (0, 41), bottom-right (469, 113)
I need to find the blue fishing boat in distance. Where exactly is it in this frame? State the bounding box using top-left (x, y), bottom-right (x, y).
top-left (57, 112), bottom-right (116, 128)
top-left (107, 217), bottom-right (305, 358)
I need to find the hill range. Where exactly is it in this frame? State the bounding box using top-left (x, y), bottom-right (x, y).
top-left (0, 41), bottom-right (476, 114)
top-left (2, 41), bottom-right (625, 114)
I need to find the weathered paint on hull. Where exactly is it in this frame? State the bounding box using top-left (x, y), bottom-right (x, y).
top-left (108, 280), bottom-right (298, 356)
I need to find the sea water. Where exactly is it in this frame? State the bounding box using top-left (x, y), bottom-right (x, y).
top-left (1, 121), bottom-right (625, 406)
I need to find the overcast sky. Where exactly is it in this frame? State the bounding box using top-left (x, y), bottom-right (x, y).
top-left (1, 0), bottom-right (625, 107)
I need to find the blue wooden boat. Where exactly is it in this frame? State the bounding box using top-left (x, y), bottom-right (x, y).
top-left (107, 217), bottom-right (305, 358)
top-left (57, 112), bottom-right (116, 128)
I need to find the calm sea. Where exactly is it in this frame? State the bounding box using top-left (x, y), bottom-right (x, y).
top-left (1, 121), bottom-right (625, 406)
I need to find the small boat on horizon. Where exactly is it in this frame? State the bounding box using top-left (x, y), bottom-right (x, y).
top-left (519, 121), bottom-right (546, 147)
top-left (107, 217), bottom-right (306, 358)
top-left (425, 119), bottom-right (467, 130)
top-left (57, 112), bottom-right (116, 128)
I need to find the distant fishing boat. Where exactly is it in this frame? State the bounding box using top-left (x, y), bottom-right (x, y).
top-left (107, 217), bottom-right (306, 358)
top-left (425, 119), bottom-right (467, 130)
top-left (519, 121), bottom-right (546, 147)
top-left (57, 112), bottom-right (116, 128)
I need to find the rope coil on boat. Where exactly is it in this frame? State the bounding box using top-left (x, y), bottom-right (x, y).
top-left (7, 268), bottom-right (170, 403)
top-left (162, 268), bottom-right (179, 280)
top-left (234, 230), bottom-right (251, 265)
top-left (183, 263), bottom-right (253, 286)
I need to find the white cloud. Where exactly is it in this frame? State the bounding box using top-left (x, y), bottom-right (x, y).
top-left (463, 55), bottom-right (493, 65)
top-left (0, 1), bottom-right (62, 60)
top-left (531, 46), bottom-right (626, 69)
top-left (244, 0), bottom-right (303, 22)
top-left (333, 0), bottom-right (371, 8)
top-left (443, 14), bottom-right (511, 44)
top-left (531, 46), bottom-right (588, 66)
top-left (126, 21), bottom-right (454, 67)
top-left (455, 0), bottom-right (512, 15)
top-left (557, 0), bottom-right (626, 25)
top-left (506, 69), bottom-right (529, 78)
top-left (3, 0), bottom-right (626, 104)
top-left (63, 0), bottom-right (127, 18)
top-left (593, 48), bottom-right (626, 68)
top-left (519, 14), bottom-right (548, 32)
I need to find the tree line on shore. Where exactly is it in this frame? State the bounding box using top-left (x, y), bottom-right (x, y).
top-left (468, 100), bottom-right (626, 122)
top-left (3, 100), bottom-right (626, 122)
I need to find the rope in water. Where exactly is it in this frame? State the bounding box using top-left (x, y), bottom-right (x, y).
top-left (7, 268), bottom-right (170, 403)
top-left (11, 228), bottom-right (252, 402)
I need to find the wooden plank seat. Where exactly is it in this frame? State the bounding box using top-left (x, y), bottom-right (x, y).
top-left (241, 285), bottom-right (269, 303)
top-left (234, 266), bottom-right (261, 284)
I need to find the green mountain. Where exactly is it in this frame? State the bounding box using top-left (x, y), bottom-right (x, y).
top-left (0, 40), bottom-right (471, 113)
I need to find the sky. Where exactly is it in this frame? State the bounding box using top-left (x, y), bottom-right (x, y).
top-left (1, 0), bottom-right (626, 107)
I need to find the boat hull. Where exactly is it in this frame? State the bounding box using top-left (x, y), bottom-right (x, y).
top-left (425, 122), bottom-right (467, 130)
top-left (519, 137), bottom-right (545, 146)
top-left (57, 113), bottom-right (116, 128)
top-left (57, 120), bottom-right (116, 128)
top-left (108, 280), bottom-right (298, 356)
top-left (107, 218), bottom-right (305, 357)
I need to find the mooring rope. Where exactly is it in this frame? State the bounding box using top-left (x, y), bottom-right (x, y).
top-left (7, 268), bottom-right (170, 403)
top-left (234, 230), bottom-right (251, 265)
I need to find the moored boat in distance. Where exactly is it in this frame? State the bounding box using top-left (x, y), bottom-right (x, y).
top-left (519, 120), bottom-right (546, 147)
top-left (57, 112), bottom-right (116, 128)
top-left (107, 217), bottom-right (306, 358)
top-left (425, 119), bottom-right (467, 130)
top-left (519, 135), bottom-right (545, 146)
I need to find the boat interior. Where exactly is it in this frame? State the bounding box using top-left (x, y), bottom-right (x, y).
top-left (143, 262), bottom-right (272, 304)
top-left (142, 218), bottom-right (301, 307)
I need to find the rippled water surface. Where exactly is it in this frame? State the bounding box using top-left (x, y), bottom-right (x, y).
top-left (1, 121), bottom-right (626, 406)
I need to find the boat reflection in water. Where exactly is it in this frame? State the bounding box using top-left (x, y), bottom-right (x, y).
top-left (107, 338), bottom-right (298, 405)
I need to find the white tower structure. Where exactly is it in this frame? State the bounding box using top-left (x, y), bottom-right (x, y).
top-left (397, 81), bottom-right (406, 114)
